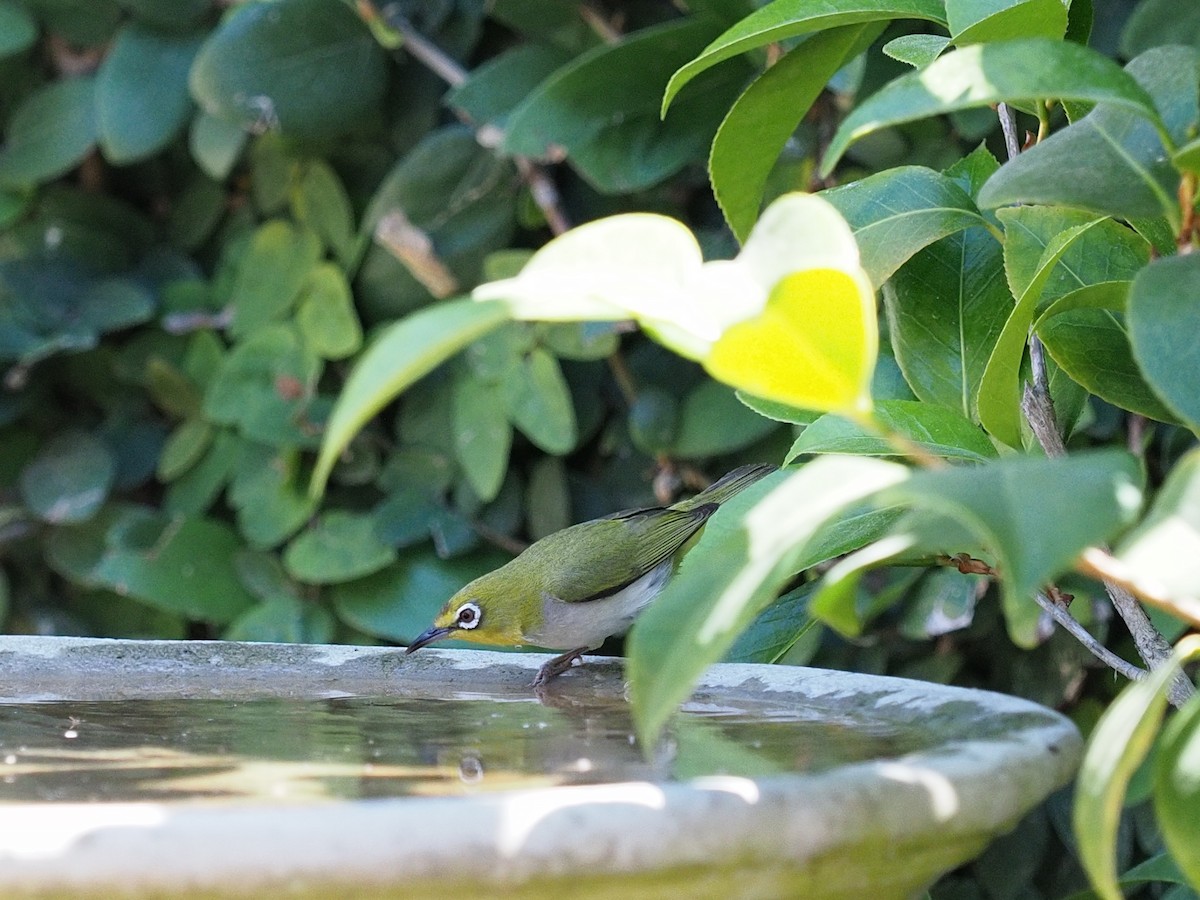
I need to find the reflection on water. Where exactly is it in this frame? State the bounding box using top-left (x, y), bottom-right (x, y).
top-left (0, 695), bottom-right (928, 806)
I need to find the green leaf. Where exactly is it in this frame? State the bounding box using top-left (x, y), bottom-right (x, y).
top-left (0, 76), bottom-right (96, 187)
top-left (662, 0), bottom-right (947, 111)
top-left (821, 39), bottom-right (1166, 175)
top-left (710, 24), bottom-right (876, 242)
top-left (189, 110), bottom-right (247, 180)
top-left (810, 558), bottom-right (924, 638)
top-left (331, 548), bottom-right (507, 644)
top-left (96, 25), bottom-right (203, 163)
top-left (47, 505), bottom-right (256, 623)
top-left (445, 43), bottom-right (574, 127)
top-left (452, 371), bottom-right (512, 502)
top-left (358, 126), bottom-right (518, 311)
top-left (629, 388), bottom-right (680, 456)
top-left (705, 263), bottom-right (878, 417)
top-left (977, 47), bottom-right (1199, 225)
top-left (163, 428), bottom-right (239, 517)
top-left (506, 17), bottom-right (747, 193)
top-left (22, 0), bottom-right (120, 46)
top-left (311, 299), bottom-right (511, 495)
top-left (1038, 304), bottom-right (1177, 423)
top-left (882, 33), bottom-right (950, 68)
top-left (0, 0), bottom-right (37, 59)
top-left (290, 160), bottom-right (356, 269)
top-left (824, 165), bottom-right (991, 288)
top-left (295, 263), bottom-right (362, 361)
top-left (224, 595), bottom-right (334, 644)
top-left (502, 347), bottom-right (577, 454)
top-left (946, 0), bottom-right (1069, 44)
top-left (894, 451), bottom-right (1142, 646)
top-left (167, 175), bottom-right (226, 251)
top-left (882, 227), bottom-right (1011, 422)
top-left (723, 581), bottom-right (819, 663)
top-left (1075, 636), bottom-right (1200, 900)
top-left (284, 510), bottom-right (396, 584)
top-left (1176, 135), bottom-right (1200, 176)
top-left (789, 399), bottom-right (997, 463)
top-left (734, 391), bottom-right (821, 425)
top-left (899, 567), bottom-right (982, 639)
top-left (228, 220), bottom-right (323, 338)
top-left (1154, 689), bottom-right (1200, 889)
top-left (228, 445), bottom-right (317, 549)
top-left (204, 325), bottom-right (323, 449)
top-left (671, 380), bottom-right (779, 457)
top-left (157, 419), bottom-right (214, 481)
top-left (189, 0), bottom-right (387, 139)
top-left (537, 322), bottom-right (619, 361)
top-left (978, 211), bottom-right (1148, 447)
top-left (629, 457), bottom-right (909, 743)
top-left (1121, 0), bottom-right (1200, 57)
top-left (526, 456), bottom-right (570, 541)
top-left (1129, 253), bottom-right (1200, 432)
top-left (1116, 448), bottom-right (1200, 625)
top-left (19, 431), bottom-right (115, 524)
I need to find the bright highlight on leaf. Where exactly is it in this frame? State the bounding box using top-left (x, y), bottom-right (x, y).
top-left (706, 268), bottom-right (876, 416)
top-left (476, 192), bottom-right (878, 419)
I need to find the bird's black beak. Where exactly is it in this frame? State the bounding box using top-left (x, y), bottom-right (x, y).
top-left (405, 625), bottom-right (454, 654)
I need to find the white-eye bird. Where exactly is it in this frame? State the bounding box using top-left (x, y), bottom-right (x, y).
top-left (405, 463), bottom-right (776, 688)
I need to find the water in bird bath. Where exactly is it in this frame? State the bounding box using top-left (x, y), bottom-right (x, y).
top-left (0, 694), bottom-right (930, 806)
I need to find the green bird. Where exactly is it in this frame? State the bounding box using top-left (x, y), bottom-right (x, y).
top-left (405, 463), bottom-right (776, 688)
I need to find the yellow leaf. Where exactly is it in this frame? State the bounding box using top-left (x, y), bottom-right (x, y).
top-left (705, 268), bottom-right (876, 416)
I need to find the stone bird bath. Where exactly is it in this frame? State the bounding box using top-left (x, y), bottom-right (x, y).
top-left (0, 635), bottom-right (1079, 898)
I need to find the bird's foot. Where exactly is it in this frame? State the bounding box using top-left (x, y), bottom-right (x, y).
top-left (532, 647), bottom-right (589, 690)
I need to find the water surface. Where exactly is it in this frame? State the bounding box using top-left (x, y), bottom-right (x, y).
top-left (0, 694), bottom-right (928, 805)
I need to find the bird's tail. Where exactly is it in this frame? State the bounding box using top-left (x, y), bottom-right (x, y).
top-left (673, 463), bottom-right (778, 511)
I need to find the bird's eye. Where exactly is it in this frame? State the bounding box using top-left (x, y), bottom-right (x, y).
top-left (455, 602), bottom-right (481, 629)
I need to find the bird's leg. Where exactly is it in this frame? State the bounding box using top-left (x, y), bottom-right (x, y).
top-left (532, 647), bottom-right (590, 689)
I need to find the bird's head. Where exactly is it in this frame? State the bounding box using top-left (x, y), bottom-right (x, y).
top-left (405, 573), bottom-right (527, 654)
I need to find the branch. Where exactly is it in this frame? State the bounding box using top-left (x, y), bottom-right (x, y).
top-left (1022, 384), bottom-right (1195, 707)
top-left (369, 4), bottom-right (572, 237)
top-left (996, 102), bottom-right (1022, 161)
top-left (941, 555), bottom-right (1149, 685)
top-left (1031, 591), bottom-right (1146, 683)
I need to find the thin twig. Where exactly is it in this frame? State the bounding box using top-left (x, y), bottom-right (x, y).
top-left (578, 4), bottom-right (621, 43)
top-left (996, 102), bottom-right (1021, 161)
top-left (1023, 383), bottom-right (1195, 708)
top-left (941, 554), bottom-right (1149, 685)
top-left (1032, 591), bottom-right (1146, 683)
top-left (370, 4), bottom-right (572, 238)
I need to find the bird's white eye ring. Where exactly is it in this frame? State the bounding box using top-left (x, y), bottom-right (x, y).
top-left (455, 602), bottom-right (481, 630)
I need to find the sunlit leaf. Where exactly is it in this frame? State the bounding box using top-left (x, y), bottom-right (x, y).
top-left (891, 451), bottom-right (1142, 646)
top-left (711, 24), bottom-right (876, 242)
top-left (706, 266), bottom-right (876, 416)
top-left (1075, 636), bottom-right (1200, 900)
top-left (662, 0), bottom-right (946, 112)
top-left (821, 39), bottom-right (1165, 176)
top-left (1154, 688), bottom-right (1200, 888)
top-left (1116, 449), bottom-right (1200, 626)
top-left (629, 457), bottom-right (908, 743)
top-left (824, 165), bottom-right (991, 288)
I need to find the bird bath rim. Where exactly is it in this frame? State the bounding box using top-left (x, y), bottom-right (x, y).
top-left (0, 635), bottom-right (1081, 899)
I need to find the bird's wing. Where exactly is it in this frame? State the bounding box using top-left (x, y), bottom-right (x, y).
top-left (537, 506), bottom-right (713, 604)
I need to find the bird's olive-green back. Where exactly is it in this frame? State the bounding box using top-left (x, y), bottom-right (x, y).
top-left (437, 462), bottom-right (777, 640)
top-left (473, 462), bottom-right (777, 606)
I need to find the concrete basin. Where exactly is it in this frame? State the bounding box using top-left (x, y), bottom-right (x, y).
top-left (0, 635), bottom-right (1079, 898)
